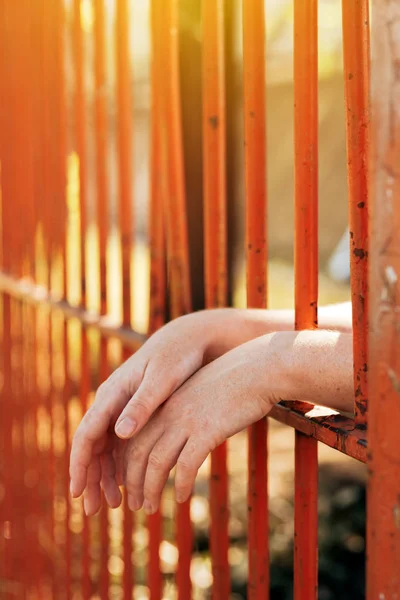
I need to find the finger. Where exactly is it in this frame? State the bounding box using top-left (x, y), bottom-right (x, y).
top-left (114, 356), bottom-right (198, 440)
top-left (83, 455), bottom-right (102, 516)
top-left (124, 420), bottom-right (164, 512)
top-left (143, 431), bottom-right (188, 515)
top-left (101, 452), bottom-right (122, 509)
top-left (175, 437), bottom-right (212, 504)
top-left (70, 366), bottom-right (140, 497)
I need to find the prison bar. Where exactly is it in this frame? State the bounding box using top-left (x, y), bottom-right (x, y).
top-left (72, 0), bottom-right (92, 593)
top-left (147, 2), bottom-right (167, 596)
top-left (242, 1), bottom-right (269, 598)
top-left (202, 1), bottom-right (230, 597)
top-left (162, 1), bottom-right (193, 596)
top-left (367, 0), bottom-right (400, 595)
top-left (342, 0), bottom-right (370, 427)
top-left (293, 0), bottom-right (319, 597)
top-left (115, 0), bottom-right (136, 595)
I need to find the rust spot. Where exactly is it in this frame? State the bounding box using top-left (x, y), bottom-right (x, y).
top-left (355, 401), bottom-right (367, 415)
top-left (393, 505), bottom-right (400, 529)
top-left (388, 368), bottom-right (400, 394)
top-left (353, 247), bottom-right (367, 260)
top-left (248, 243), bottom-right (252, 250)
top-left (209, 115), bottom-right (219, 129)
top-left (355, 385), bottom-right (362, 397)
top-left (357, 201), bottom-right (365, 208)
top-left (348, 72), bottom-right (353, 80)
top-left (350, 231), bottom-right (354, 239)
top-left (249, 110), bottom-right (255, 118)
top-left (255, 248), bottom-right (261, 254)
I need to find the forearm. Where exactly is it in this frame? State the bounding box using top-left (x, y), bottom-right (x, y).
top-left (199, 302), bottom-right (352, 362)
top-left (266, 329), bottom-right (354, 413)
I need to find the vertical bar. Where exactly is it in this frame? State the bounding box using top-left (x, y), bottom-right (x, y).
top-left (202, 1), bottom-right (230, 598)
top-left (342, 0), bottom-right (370, 426)
top-left (147, 2), bottom-right (166, 597)
top-left (163, 1), bottom-right (193, 596)
top-left (242, 2), bottom-right (269, 598)
top-left (115, 0), bottom-right (134, 595)
top-left (367, 1), bottom-right (400, 596)
top-left (293, 1), bottom-right (318, 599)
top-left (94, 0), bottom-right (109, 596)
top-left (53, 0), bottom-right (69, 595)
top-left (72, 0), bottom-right (91, 596)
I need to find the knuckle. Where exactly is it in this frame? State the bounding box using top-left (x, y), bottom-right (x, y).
top-left (148, 452), bottom-right (164, 470)
top-left (176, 455), bottom-right (193, 473)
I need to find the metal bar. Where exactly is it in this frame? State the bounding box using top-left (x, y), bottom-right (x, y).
top-left (147, 2), bottom-right (167, 597)
top-left (0, 272), bottom-right (146, 348)
top-left (242, 1), bottom-right (269, 597)
top-left (53, 1), bottom-right (70, 595)
top-left (115, 0), bottom-right (135, 594)
top-left (367, 0), bottom-right (400, 595)
top-left (202, 1), bottom-right (230, 597)
top-left (293, 0), bottom-right (319, 598)
top-left (93, 1), bottom-right (110, 594)
top-left (270, 403), bottom-right (366, 462)
top-left (342, 0), bottom-right (370, 426)
top-left (163, 1), bottom-right (193, 596)
top-left (72, 0), bottom-right (91, 595)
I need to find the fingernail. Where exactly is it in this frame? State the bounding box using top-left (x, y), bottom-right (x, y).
top-left (143, 499), bottom-right (153, 515)
top-left (83, 498), bottom-right (89, 516)
top-left (115, 417), bottom-right (137, 438)
top-left (70, 481), bottom-right (75, 498)
top-left (127, 495), bottom-right (142, 512)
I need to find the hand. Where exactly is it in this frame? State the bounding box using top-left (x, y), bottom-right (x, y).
top-left (69, 311), bottom-right (230, 514)
top-left (119, 334), bottom-right (284, 514)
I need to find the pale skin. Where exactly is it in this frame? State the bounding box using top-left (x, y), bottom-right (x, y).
top-left (69, 302), bottom-right (353, 516)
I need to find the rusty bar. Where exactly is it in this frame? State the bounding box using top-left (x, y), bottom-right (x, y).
top-left (162, 1), bottom-right (193, 596)
top-left (342, 0), bottom-right (370, 426)
top-left (93, 0), bottom-right (110, 595)
top-left (73, 0), bottom-right (91, 594)
top-left (242, 1), bottom-right (269, 597)
top-left (147, 2), bottom-right (167, 597)
top-left (367, 1), bottom-right (400, 595)
top-left (270, 402), bottom-right (367, 462)
top-left (293, 0), bottom-right (319, 598)
top-left (115, 0), bottom-right (134, 594)
top-left (202, 1), bottom-right (230, 597)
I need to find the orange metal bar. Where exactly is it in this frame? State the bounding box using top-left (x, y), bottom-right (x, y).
top-left (367, 1), bottom-right (400, 595)
top-left (147, 2), bottom-right (167, 597)
top-left (162, 1), bottom-right (193, 596)
top-left (202, 1), bottom-right (230, 597)
top-left (115, 0), bottom-right (135, 595)
top-left (94, 0), bottom-right (110, 595)
top-left (342, 0), bottom-right (370, 427)
top-left (0, 1), bottom-right (16, 585)
top-left (293, 1), bottom-right (319, 598)
top-left (53, 1), bottom-right (70, 595)
top-left (242, 2), bottom-right (269, 597)
top-left (73, 0), bottom-right (91, 594)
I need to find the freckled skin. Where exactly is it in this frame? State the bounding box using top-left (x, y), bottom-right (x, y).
top-left (69, 303), bottom-right (353, 515)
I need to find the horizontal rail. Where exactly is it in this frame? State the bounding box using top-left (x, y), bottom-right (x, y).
top-left (271, 402), bottom-right (367, 462)
top-left (0, 272), bottom-right (146, 349)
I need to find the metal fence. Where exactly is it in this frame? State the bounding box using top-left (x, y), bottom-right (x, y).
top-left (0, 0), bottom-right (398, 598)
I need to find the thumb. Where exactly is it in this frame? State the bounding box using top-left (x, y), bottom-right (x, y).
top-left (114, 359), bottom-right (188, 439)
